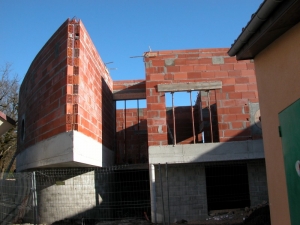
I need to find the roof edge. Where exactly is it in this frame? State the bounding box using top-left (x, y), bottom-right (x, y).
top-left (228, 0), bottom-right (284, 57)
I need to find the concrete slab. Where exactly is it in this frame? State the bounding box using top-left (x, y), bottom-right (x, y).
top-left (16, 131), bottom-right (114, 171)
top-left (149, 139), bottom-right (264, 164)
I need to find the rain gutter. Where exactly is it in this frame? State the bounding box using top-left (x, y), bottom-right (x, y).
top-left (228, 0), bottom-right (284, 57)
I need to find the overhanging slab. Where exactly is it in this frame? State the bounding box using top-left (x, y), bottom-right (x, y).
top-left (148, 140), bottom-right (264, 164)
top-left (157, 81), bottom-right (222, 92)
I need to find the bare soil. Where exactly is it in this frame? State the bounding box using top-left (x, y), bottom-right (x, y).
top-left (49, 205), bottom-right (271, 225)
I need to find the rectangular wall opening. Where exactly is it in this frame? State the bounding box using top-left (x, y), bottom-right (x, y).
top-left (113, 169), bottom-right (151, 219)
top-left (115, 99), bottom-right (148, 164)
top-left (205, 163), bottom-right (250, 212)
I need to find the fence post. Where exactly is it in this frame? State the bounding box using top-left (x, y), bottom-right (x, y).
top-left (166, 163), bottom-right (170, 225)
top-left (159, 164), bottom-right (165, 225)
top-left (31, 171), bottom-right (38, 224)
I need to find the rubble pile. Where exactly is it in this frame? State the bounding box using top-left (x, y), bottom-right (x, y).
top-left (204, 201), bottom-right (269, 224)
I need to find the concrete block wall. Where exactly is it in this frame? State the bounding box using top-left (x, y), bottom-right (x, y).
top-left (18, 18), bottom-right (114, 155)
top-left (144, 48), bottom-right (260, 147)
top-left (247, 159), bottom-right (269, 207)
top-left (115, 108), bottom-right (148, 164)
top-left (37, 170), bottom-right (97, 224)
top-left (154, 164), bottom-right (208, 222)
top-left (154, 160), bottom-right (268, 222)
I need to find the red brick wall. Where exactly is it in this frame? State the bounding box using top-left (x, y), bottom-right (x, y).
top-left (115, 108), bottom-right (148, 164)
top-left (75, 20), bottom-right (114, 150)
top-left (18, 19), bottom-right (70, 150)
top-left (113, 80), bottom-right (145, 93)
top-left (144, 48), bottom-right (259, 146)
top-left (18, 19), bottom-right (114, 152)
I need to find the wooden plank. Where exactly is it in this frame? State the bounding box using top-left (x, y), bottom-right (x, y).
top-left (157, 81), bottom-right (222, 92)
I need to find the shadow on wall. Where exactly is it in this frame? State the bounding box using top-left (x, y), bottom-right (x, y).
top-left (102, 77), bottom-right (114, 151)
top-left (166, 104), bottom-right (219, 144)
top-left (115, 119), bottom-right (148, 165)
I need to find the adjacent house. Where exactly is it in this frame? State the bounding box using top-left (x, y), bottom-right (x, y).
top-left (0, 111), bottom-right (15, 136)
top-left (228, 1), bottom-right (300, 224)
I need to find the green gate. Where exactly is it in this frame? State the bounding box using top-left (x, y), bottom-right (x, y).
top-left (279, 99), bottom-right (300, 225)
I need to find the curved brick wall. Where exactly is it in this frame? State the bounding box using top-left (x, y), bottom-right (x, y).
top-left (17, 19), bottom-right (114, 169)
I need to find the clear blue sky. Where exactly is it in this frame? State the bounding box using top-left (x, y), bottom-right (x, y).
top-left (0, 0), bottom-right (262, 108)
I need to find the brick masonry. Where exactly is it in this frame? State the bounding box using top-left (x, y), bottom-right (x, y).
top-left (115, 108), bottom-right (148, 164)
top-left (144, 49), bottom-right (260, 146)
top-left (18, 19), bottom-right (114, 154)
top-left (155, 164), bottom-right (208, 222)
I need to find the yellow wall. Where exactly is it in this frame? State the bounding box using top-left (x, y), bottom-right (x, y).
top-left (254, 22), bottom-right (300, 225)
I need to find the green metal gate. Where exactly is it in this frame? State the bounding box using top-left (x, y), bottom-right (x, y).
top-left (279, 98), bottom-right (300, 225)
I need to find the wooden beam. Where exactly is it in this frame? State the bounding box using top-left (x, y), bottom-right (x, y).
top-left (157, 81), bottom-right (222, 92)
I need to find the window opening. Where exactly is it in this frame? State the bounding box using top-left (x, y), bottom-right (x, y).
top-left (21, 118), bottom-right (25, 142)
top-left (115, 99), bottom-right (148, 164)
top-left (205, 163), bottom-right (250, 211)
top-left (165, 91), bottom-right (198, 145)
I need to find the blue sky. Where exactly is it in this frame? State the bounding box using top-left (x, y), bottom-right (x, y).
top-left (0, 0), bottom-right (262, 108)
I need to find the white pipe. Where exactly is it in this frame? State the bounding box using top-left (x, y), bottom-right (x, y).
top-left (149, 164), bottom-right (157, 223)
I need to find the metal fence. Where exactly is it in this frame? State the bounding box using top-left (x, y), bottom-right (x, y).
top-left (0, 166), bottom-right (150, 225)
top-left (0, 160), bottom-right (270, 225)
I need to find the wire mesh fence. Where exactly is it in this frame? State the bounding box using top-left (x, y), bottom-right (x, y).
top-left (0, 160), bottom-right (269, 225)
top-left (0, 166), bottom-right (150, 225)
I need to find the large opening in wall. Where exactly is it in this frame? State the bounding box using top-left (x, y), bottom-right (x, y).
top-left (165, 92), bottom-right (199, 145)
top-left (115, 99), bottom-right (148, 164)
top-left (205, 163), bottom-right (250, 211)
top-left (113, 169), bottom-right (150, 219)
top-left (165, 91), bottom-right (219, 145)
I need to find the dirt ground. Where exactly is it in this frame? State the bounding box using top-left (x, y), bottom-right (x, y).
top-left (49, 205), bottom-right (270, 225)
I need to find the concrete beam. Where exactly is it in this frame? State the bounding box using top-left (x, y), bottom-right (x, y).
top-left (157, 81), bottom-right (222, 92)
top-left (113, 90), bottom-right (146, 100)
top-left (148, 139), bottom-right (264, 164)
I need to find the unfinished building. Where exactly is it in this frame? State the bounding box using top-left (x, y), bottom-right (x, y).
top-left (15, 18), bottom-right (268, 223)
